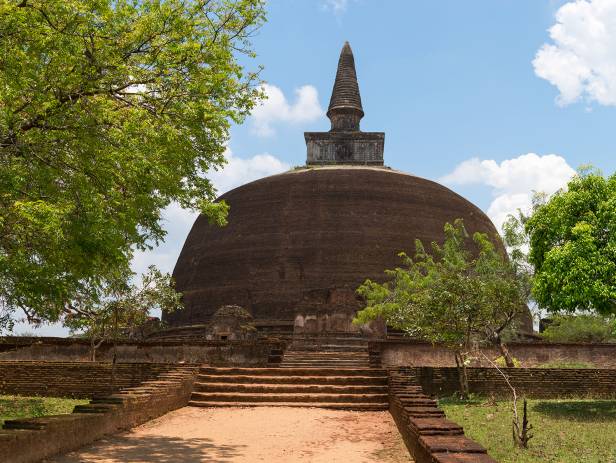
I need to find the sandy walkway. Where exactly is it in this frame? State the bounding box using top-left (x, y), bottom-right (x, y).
top-left (48, 406), bottom-right (412, 463)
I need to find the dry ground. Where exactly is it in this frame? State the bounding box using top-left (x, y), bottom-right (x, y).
top-left (48, 406), bottom-right (413, 463)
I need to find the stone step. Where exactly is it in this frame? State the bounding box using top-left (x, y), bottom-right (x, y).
top-left (197, 374), bottom-right (388, 385)
top-left (2, 420), bottom-right (46, 430)
top-left (284, 349), bottom-right (369, 354)
top-left (190, 392), bottom-right (389, 403)
top-left (408, 417), bottom-right (464, 436)
top-left (283, 354), bottom-right (368, 358)
top-left (291, 334), bottom-right (367, 341)
top-left (90, 396), bottom-right (125, 405)
top-left (279, 362), bottom-right (370, 367)
top-left (283, 355), bottom-right (370, 362)
top-left (282, 356), bottom-right (369, 360)
top-left (291, 338), bottom-right (368, 345)
top-left (404, 406), bottom-right (446, 418)
top-left (198, 367), bottom-right (386, 377)
top-left (282, 355), bottom-right (369, 359)
top-left (193, 382), bottom-right (388, 394)
top-left (395, 398), bottom-right (438, 407)
top-left (187, 401), bottom-right (388, 411)
top-left (73, 404), bottom-right (116, 414)
top-left (287, 345), bottom-right (368, 352)
top-left (289, 340), bottom-right (368, 346)
top-left (281, 357), bottom-right (369, 361)
top-left (279, 365), bottom-right (370, 369)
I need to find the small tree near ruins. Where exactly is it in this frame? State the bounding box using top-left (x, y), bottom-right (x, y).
top-left (64, 266), bottom-right (182, 361)
top-left (354, 219), bottom-right (528, 398)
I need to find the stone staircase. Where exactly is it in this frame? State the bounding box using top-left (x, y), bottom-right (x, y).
top-left (281, 333), bottom-right (371, 368)
top-left (188, 334), bottom-right (388, 410)
top-left (189, 367), bottom-right (388, 410)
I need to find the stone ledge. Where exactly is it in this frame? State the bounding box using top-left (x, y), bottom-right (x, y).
top-left (0, 366), bottom-right (197, 463)
top-left (433, 453), bottom-right (500, 463)
top-left (388, 370), bottom-right (498, 463)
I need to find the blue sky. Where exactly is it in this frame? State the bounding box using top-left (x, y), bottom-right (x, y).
top-left (17, 0), bottom-right (616, 336)
top-left (238, 0), bottom-right (615, 174)
top-left (230, 0), bottom-right (615, 224)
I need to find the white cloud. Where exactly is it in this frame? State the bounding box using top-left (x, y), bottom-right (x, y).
top-left (533, 0), bottom-right (616, 106)
top-left (322, 0), bottom-right (350, 14)
top-left (131, 204), bottom-right (198, 276)
top-left (251, 84), bottom-right (324, 137)
top-left (440, 153), bottom-right (576, 231)
top-left (208, 147), bottom-right (290, 195)
top-left (131, 148), bottom-right (289, 276)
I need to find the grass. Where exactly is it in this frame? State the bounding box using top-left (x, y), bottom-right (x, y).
top-left (536, 361), bottom-right (597, 369)
top-left (439, 397), bottom-right (616, 463)
top-left (0, 395), bottom-right (88, 426)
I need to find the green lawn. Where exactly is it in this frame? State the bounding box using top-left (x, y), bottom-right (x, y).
top-left (439, 397), bottom-right (616, 463)
top-left (0, 395), bottom-right (88, 426)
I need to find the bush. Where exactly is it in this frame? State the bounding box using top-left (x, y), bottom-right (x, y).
top-left (541, 314), bottom-right (616, 343)
top-left (494, 355), bottom-right (521, 368)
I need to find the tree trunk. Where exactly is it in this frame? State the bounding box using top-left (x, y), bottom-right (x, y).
top-left (495, 334), bottom-right (515, 368)
top-left (111, 307), bottom-right (118, 395)
top-left (499, 342), bottom-right (515, 368)
top-left (91, 337), bottom-right (105, 362)
top-left (90, 337), bottom-right (96, 362)
top-left (454, 351), bottom-right (470, 399)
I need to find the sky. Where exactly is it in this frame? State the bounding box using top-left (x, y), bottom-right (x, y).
top-left (16, 0), bottom-right (616, 336)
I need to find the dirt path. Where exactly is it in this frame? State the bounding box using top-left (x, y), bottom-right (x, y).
top-left (48, 406), bottom-right (412, 463)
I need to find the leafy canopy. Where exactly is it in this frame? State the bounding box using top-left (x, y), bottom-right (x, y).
top-left (0, 0), bottom-right (266, 324)
top-left (525, 169), bottom-right (616, 314)
top-left (541, 314), bottom-right (616, 344)
top-left (355, 220), bottom-right (527, 351)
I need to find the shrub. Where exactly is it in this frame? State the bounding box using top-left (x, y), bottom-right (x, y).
top-left (494, 355), bottom-right (521, 368)
top-left (541, 314), bottom-right (616, 343)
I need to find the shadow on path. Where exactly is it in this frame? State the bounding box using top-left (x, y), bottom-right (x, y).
top-left (50, 435), bottom-right (247, 463)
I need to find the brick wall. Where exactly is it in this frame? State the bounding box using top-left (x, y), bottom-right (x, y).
top-left (372, 340), bottom-right (616, 369)
top-left (410, 366), bottom-right (616, 398)
top-left (0, 361), bottom-right (197, 398)
top-left (0, 337), bottom-right (283, 365)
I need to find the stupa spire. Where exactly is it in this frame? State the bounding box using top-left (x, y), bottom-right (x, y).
top-left (304, 42), bottom-right (384, 165)
top-left (327, 41), bottom-right (364, 131)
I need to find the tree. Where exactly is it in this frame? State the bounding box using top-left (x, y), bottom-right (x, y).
top-left (525, 168), bottom-right (616, 315)
top-left (64, 266), bottom-right (183, 361)
top-left (0, 0), bottom-right (265, 325)
top-left (541, 314), bottom-right (616, 344)
top-left (354, 220), bottom-right (528, 398)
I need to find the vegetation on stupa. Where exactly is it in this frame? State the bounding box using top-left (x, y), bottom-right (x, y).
top-left (0, 0), bottom-right (266, 330)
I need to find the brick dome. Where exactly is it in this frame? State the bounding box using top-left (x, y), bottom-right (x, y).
top-left (165, 166), bottom-right (508, 329)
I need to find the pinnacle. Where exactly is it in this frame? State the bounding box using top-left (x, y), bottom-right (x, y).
top-left (327, 41), bottom-right (364, 130)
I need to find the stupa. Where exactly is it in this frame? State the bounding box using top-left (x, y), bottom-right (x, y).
top-left (165, 42), bottom-right (529, 334)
